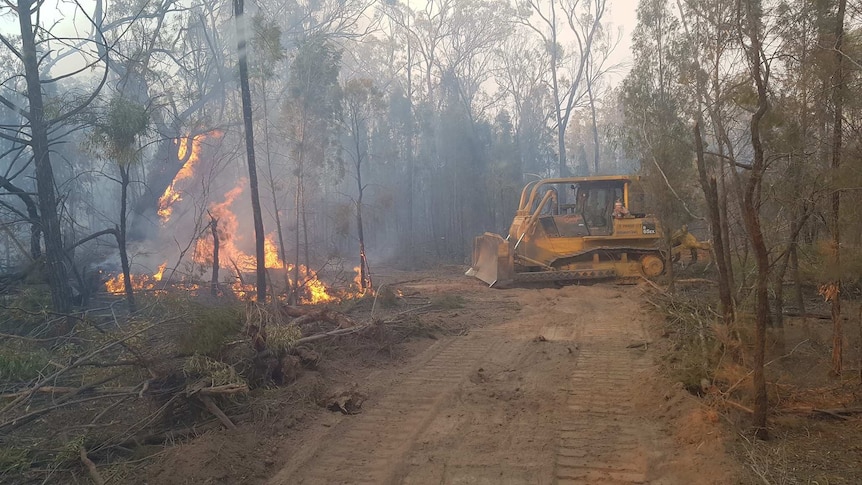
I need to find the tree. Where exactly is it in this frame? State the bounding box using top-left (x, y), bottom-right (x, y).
top-left (735, 0), bottom-right (771, 439)
top-left (283, 35), bottom-right (342, 300)
top-left (235, 0), bottom-right (267, 303)
top-left (0, 0), bottom-right (109, 313)
top-left (342, 79), bottom-right (384, 291)
top-left (517, 0), bottom-right (608, 178)
top-left (90, 97), bottom-right (150, 312)
top-left (828, 0), bottom-right (846, 376)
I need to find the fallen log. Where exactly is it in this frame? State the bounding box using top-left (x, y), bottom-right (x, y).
top-left (293, 324), bottom-right (371, 345)
top-left (1, 385), bottom-right (138, 399)
top-left (280, 306), bottom-right (358, 329)
top-left (197, 384), bottom-right (249, 396)
top-left (200, 395), bottom-right (236, 430)
top-left (79, 446), bottom-right (106, 485)
top-left (778, 406), bottom-right (862, 417)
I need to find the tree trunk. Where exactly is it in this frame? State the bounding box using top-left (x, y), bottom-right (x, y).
top-left (261, 84), bottom-right (291, 298)
top-left (693, 123), bottom-right (733, 323)
top-left (741, 2), bottom-right (771, 439)
top-left (234, 0), bottom-right (267, 303)
top-left (829, 0), bottom-right (846, 376)
top-left (18, 0), bottom-right (72, 313)
top-left (210, 216), bottom-right (219, 297)
top-left (588, 76), bottom-right (600, 174)
top-left (118, 166), bottom-right (136, 312)
top-left (355, 157), bottom-right (371, 291)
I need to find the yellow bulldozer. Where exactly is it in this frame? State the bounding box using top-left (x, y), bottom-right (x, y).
top-left (466, 175), bottom-right (709, 287)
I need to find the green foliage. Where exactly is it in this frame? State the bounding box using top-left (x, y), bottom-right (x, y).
top-left (283, 34), bottom-right (343, 176)
top-left (655, 292), bottom-right (721, 395)
top-left (0, 288), bottom-right (51, 330)
top-left (182, 354), bottom-right (245, 387)
top-left (266, 324), bottom-right (302, 354)
top-left (430, 293), bottom-right (467, 310)
top-left (0, 344), bottom-right (51, 382)
top-left (53, 434), bottom-right (85, 468)
top-left (251, 15), bottom-right (285, 79)
top-left (177, 303), bottom-right (243, 357)
top-left (91, 96), bottom-right (149, 166)
top-left (0, 446), bottom-right (31, 474)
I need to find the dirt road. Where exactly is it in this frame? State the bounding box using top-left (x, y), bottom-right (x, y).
top-left (267, 280), bottom-right (736, 485)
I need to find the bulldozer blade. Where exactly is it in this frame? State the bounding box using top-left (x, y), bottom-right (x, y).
top-left (466, 233), bottom-right (514, 287)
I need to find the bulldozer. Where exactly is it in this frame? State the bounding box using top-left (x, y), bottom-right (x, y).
top-left (466, 175), bottom-right (709, 287)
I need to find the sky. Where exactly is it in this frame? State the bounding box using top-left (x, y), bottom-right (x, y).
top-left (606, 0), bottom-right (641, 83)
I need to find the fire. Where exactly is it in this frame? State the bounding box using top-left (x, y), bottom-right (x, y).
top-left (149, 140), bottom-right (345, 304)
top-left (353, 266), bottom-right (362, 288)
top-left (291, 265), bottom-right (334, 304)
top-left (158, 131), bottom-right (222, 222)
top-left (265, 235), bottom-right (283, 269)
top-left (154, 263), bottom-right (167, 281)
top-left (104, 262), bottom-right (169, 295)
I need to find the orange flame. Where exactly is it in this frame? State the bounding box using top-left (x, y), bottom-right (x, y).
top-left (158, 131), bottom-right (222, 222)
top-left (153, 263), bottom-right (167, 282)
top-left (104, 262), bottom-right (169, 295)
top-left (353, 265), bottom-right (362, 288)
top-left (264, 235), bottom-right (283, 269)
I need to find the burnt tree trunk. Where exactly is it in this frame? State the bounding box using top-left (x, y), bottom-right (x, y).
top-left (18, 0), bottom-right (71, 312)
top-left (118, 165), bottom-right (136, 312)
top-left (234, 0), bottom-right (267, 303)
top-left (210, 216), bottom-right (219, 297)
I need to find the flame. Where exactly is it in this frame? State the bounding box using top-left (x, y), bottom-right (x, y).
top-left (153, 263), bottom-right (167, 282)
top-left (265, 235), bottom-right (283, 269)
top-left (104, 262), bottom-right (169, 295)
top-left (153, 158), bottom-right (343, 304)
top-left (158, 131), bottom-right (222, 222)
top-left (353, 265), bottom-right (362, 288)
top-left (303, 274), bottom-right (333, 304)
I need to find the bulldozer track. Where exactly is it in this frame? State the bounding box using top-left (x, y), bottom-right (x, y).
top-left (270, 333), bottom-right (499, 485)
top-left (555, 314), bottom-right (653, 484)
top-left (267, 281), bottom-right (729, 485)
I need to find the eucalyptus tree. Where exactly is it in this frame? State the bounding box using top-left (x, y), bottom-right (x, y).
top-left (88, 97), bottom-right (149, 312)
top-left (0, 0), bottom-right (111, 313)
top-left (495, 36), bottom-right (555, 177)
top-left (95, 0), bottom-right (232, 239)
top-left (282, 35), bottom-right (342, 296)
top-left (516, 0), bottom-right (609, 178)
top-left (341, 78), bottom-right (384, 291)
top-left (622, 0), bottom-right (697, 286)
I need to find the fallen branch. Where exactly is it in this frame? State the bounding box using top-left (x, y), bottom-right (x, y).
top-left (1, 385), bottom-right (137, 399)
top-left (781, 312), bottom-right (851, 321)
top-left (197, 384), bottom-right (249, 396)
top-left (293, 323), bottom-right (372, 345)
top-left (724, 400), bottom-right (754, 414)
top-left (284, 307), bottom-right (358, 329)
top-left (200, 396), bottom-right (236, 430)
top-left (0, 391), bottom-right (137, 433)
top-left (0, 324), bottom-right (154, 416)
top-left (778, 406), bottom-right (862, 417)
top-left (79, 446), bottom-right (105, 485)
top-left (675, 278), bottom-right (718, 285)
top-left (813, 408), bottom-right (850, 420)
top-left (639, 275), bottom-right (666, 294)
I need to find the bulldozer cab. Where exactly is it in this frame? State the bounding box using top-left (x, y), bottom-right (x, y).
top-left (519, 177), bottom-right (632, 239)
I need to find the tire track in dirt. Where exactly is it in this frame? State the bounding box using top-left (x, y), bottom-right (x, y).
top-left (268, 333), bottom-right (500, 485)
top-left (554, 291), bottom-right (656, 485)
